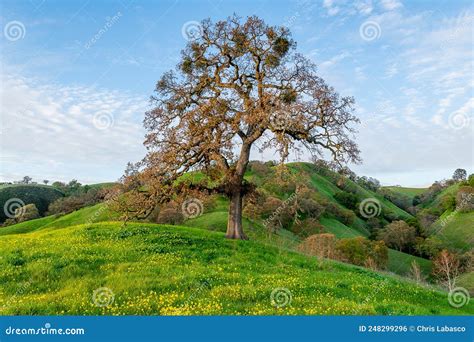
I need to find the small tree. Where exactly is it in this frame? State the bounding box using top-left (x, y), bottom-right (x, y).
top-left (378, 220), bottom-right (416, 251)
top-left (452, 168), bottom-right (467, 182)
top-left (432, 249), bottom-right (462, 292)
top-left (43, 180), bottom-right (49, 185)
top-left (22, 176), bottom-right (32, 184)
top-left (298, 233), bottom-right (336, 259)
top-left (126, 15), bottom-right (361, 239)
top-left (409, 260), bottom-right (425, 284)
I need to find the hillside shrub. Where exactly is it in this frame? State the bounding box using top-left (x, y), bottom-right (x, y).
top-left (333, 191), bottom-right (358, 210)
top-left (325, 202), bottom-right (355, 225)
top-left (456, 186), bottom-right (474, 212)
top-left (336, 237), bottom-right (388, 270)
top-left (298, 233), bottom-right (336, 258)
top-left (47, 188), bottom-right (107, 216)
top-left (378, 220), bottom-right (417, 252)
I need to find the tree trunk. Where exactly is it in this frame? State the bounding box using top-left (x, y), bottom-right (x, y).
top-left (226, 190), bottom-right (248, 240)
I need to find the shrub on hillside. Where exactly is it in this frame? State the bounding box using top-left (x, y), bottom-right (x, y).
top-left (333, 191), bottom-right (358, 210)
top-left (378, 220), bottom-right (417, 252)
top-left (0, 185), bottom-right (64, 222)
top-left (417, 209), bottom-right (439, 230)
top-left (456, 186), bottom-right (474, 212)
top-left (468, 174), bottom-right (474, 187)
top-left (336, 237), bottom-right (388, 270)
top-left (2, 203), bottom-right (40, 227)
top-left (325, 202), bottom-right (355, 225)
top-left (155, 205), bottom-right (184, 225)
top-left (47, 188), bottom-right (106, 216)
top-left (298, 233), bottom-right (336, 259)
top-left (296, 186), bottom-right (325, 219)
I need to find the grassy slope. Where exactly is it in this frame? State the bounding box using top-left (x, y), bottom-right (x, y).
top-left (0, 203), bottom-right (119, 236)
top-left (423, 183), bottom-right (473, 251)
top-left (0, 221), bottom-right (471, 315)
top-left (432, 210), bottom-right (474, 251)
top-left (384, 186), bottom-right (427, 199)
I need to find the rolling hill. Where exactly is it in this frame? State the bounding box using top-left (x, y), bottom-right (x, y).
top-left (0, 219), bottom-right (471, 315)
top-left (0, 163), bottom-right (471, 315)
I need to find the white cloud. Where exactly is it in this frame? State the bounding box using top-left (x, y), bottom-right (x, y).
top-left (379, 0), bottom-right (402, 11)
top-left (0, 70), bottom-right (148, 184)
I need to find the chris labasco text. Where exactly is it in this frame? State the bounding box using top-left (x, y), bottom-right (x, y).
top-left (417, 325), bottom-right (466, 333)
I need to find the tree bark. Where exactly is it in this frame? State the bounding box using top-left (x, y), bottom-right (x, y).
top-left (226, 190), bottom-right (248, 240)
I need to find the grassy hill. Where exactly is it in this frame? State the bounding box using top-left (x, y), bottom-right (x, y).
top-left (384, 186), bottom-right (427, 200)
top-left (0, 221), bottom-right (471, 315)
top-left (1, 163), bottom-right (470, 315)
top-left (432, 210), bottom-right (474, 251)
top-left (0, 184), bottom-right (64, 222)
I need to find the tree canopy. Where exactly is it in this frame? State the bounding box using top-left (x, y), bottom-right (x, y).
top-left (122, 15), bottom-right (361, 239)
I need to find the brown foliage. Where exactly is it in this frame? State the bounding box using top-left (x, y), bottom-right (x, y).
top-left (123, 15), bottom-right (361, 239)
top-left (432, 249), bottom-right (462, 291)
top-left (298, 233), bottom-right (336, 259)
top-left (378, 220), bottom-right (416, 251)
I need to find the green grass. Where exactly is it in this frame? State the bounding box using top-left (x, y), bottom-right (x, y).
top-left (384, 186), bottom-right (427, 199)
top-left (0, 203), bottom-right (119, 236)
top-left (458, 272), bottom-right (474, 294)
top-left (319, 217), bottom-right (363, 238)
top-left (0, 222), bottom-right (471, 315)
top-left (387, 249), bottom-right (432, 277)
top-left (432, 211), bottom-right (474, 251)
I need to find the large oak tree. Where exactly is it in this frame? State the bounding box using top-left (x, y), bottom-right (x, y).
top-left (127, 15), bottom-right (361, 239)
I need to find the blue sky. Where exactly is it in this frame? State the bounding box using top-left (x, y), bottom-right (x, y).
top-left (0, 0), bottom-right (472, 187)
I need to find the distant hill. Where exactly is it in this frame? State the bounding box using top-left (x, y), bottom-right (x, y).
top-left (383, 186), bottom-right (427, 200)
top-left (0, 184), bottom-right (64, 222)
